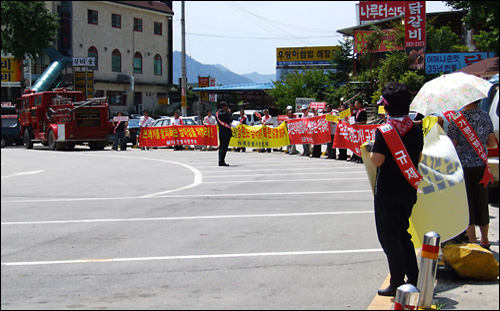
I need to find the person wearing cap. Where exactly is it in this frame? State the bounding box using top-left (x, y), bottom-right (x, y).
top-left (216, 101), bottom-right (232, 166)
top-left (369, 82), bottom-right (424, 296)
top-left (285, 109), bottom-right (297, 155)
top-left (139, 109), bottom-right (154, 150)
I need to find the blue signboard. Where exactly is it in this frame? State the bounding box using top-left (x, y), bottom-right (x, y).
top-left (425, 52), bottom-right (495, 74)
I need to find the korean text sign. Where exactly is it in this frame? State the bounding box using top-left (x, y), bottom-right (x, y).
top-left (139, 125), bottom-right (218, 147)
top-left (405, 1), bottom-right (426, 48)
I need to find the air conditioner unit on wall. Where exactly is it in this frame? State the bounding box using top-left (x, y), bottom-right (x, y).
top-left (117, 74), bottom-right (131, 83)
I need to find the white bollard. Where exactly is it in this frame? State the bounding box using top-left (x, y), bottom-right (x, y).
top-left (417, 231), bottom-right (440, 309)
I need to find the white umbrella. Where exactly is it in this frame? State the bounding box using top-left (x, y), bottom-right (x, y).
top-left (410, 72), bottom-right (493, 115)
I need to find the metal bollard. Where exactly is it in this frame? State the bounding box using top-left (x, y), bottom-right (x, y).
top-left (417, 231), bottom-right (441, 309)
top-left (394, 284), bottom-right (420, 310)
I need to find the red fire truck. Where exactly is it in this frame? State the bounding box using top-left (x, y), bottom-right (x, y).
top-left (19, 88), bottom-right (110, 150)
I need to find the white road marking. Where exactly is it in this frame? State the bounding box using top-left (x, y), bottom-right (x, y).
top-left (1, 210), bottom-right (373, 225)
top-left (1, 170), bottom-right (44, 179)
top-left (1, 190), bottom-right (372, 203)
top-left (204, 177), bottom-right (367, 184)
top-left (1, 248), bottom-right (384, 267)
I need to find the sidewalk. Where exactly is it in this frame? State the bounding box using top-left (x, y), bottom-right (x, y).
top-left (367, 203), bottom-right (499, 310)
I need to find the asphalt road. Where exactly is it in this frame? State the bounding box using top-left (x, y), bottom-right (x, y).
top-left (2, 145), bottom-right (389, 309)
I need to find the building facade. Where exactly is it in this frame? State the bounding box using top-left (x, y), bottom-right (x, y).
top-left (45, 1), bottom-right (173, 114)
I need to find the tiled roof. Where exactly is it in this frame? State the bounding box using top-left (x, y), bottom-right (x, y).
top-left (458, 57), bottom-right (499, 74)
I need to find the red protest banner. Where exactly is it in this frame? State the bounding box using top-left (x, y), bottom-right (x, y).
top-left (333, 121), bottom-right (379, 156)
top-left (139, 125), bottom-right (218, 148)
top-left (286, 115), bottom-right (331, 145)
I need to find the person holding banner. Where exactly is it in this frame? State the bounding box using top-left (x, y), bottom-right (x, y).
top-left (301, 105), bottom-right (314, 156)
top-left (447, 100), bottom-right (497, 250)
top-left (139, 110), bottom-right (154, 150)
top-left (350, 99), bottom-right (367, 163)
top-left (112, 111), bottom-right (128, 151)
top-left (202, 109), bottom-right (217, 151)
top-left (369, 82), bottom-right (424, 296)
top-left (216, 102), bottom-right (232, 167)
top-left (172, 110), bottom-right (184, 151)
top-left (285, 110), bottom-right (297, 155)
top-left (337, 103), bottom-right (349, 160)
top-left (236, 109), bottom-right (249, 152)
top-left (259, 109), bottom-right (273, 153)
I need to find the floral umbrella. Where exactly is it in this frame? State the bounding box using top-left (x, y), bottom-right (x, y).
top-left (410, 72), bottom-right (493, 115)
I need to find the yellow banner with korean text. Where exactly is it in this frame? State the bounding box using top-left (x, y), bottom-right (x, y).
top-left (229, 122), bottom-right (291, 149)
top-left (360, 116), bottom-right (468, 248)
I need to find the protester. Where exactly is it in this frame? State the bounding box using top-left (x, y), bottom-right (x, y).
top-left (236, 109), bottom-right (248, 152)
top-left (324, 104), bottom-right (338, 159)
top-left (285, 109), bottom-right (297, 155)
top-left (337, 103), bottom-right (349, 160)
top-left (369, 82), bottom-right (424, 297)
top-left (259, 109), bottom-right (273, 153)
top-left (172, 110), bottom-right (184, 151)
top-left (350, 99), bottom-right (367, 163)
top-left (139, 109), bottom-right (154, 150)
top-left (301, 105), bottom-right (313, 156)
top-left (447, 100), bottom-right (497, 250)
top-left (202, 109), bottom-right (216, 151)
top-left (112, 111), bottom-right (128, 151)
top-left (216, 101), bottom-right (232, 166)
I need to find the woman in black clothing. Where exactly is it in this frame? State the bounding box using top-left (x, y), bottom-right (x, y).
top-left (369, 82), bottom-right (424, 296)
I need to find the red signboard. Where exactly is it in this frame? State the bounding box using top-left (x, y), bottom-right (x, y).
top-left (139, 125), bottom-right (218, 148)
top-left (404, 1), bottom-right (426, 48)
top-left (286, 115), bottom-right (331, 145)
top-left (359, 1), bottom-right (405, 22)
top-left (309, 102), bottom-right (326, 110)
top-left (354, 29), bottom-right (404, 54)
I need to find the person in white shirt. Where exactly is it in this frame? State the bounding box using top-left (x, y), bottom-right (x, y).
top-left (301, 105), bottom-right (314, 156)
top-left (172, 110), bottom-right (184, 150)
top-left (202, 109), bottom-right (216, 151)
top-left (139, 110), bottom-right (154, 150)
top-left (259, 109), bottom-right (273, 153)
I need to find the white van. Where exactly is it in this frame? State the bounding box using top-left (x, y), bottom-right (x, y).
top-left (231, 110), bottom-right (262, 127)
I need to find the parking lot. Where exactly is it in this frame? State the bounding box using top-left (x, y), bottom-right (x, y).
top-left (2, 146), bottom-right (394, 309)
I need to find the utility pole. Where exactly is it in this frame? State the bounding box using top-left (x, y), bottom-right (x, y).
top-left (181, 1), bottom-right (187, 117)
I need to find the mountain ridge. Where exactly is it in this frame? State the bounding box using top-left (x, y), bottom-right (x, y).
top-left (173, 51), bottom-right (275, 85)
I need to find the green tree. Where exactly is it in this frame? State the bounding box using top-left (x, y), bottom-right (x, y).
top-left (445, 1), bottom-right (499, 54)
top-left (267, 68), bottom-right (329, 113)
top-left (1, 1), bottom-right (59, 61)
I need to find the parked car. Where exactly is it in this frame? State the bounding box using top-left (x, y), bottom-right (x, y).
top-left (231, 109), bottom-right (270, 127)
top-left (153, 117), bottom-right (197, 127)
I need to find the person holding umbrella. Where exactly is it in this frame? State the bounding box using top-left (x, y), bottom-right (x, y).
top-left (447, 100), bottom-right (497, 250)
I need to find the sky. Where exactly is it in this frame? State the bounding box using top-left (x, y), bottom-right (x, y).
top-left (172, 1), bottom-right (453, 76)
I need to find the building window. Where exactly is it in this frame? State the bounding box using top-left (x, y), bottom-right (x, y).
top-left (107, 91), bottom-right (127, 106)
top-left (112, 49), bottom-right (121, 72)
top-left (133, 52), bottom-right (142, 74)
top-left (112, 14), bottom-right (121, 28)
top-left (154, 54), bottom-right (162, 75)
top-left (154, 22), bottom-right (162, 35)
top-left (133, 18), bottom-right (142, 32)
top-left (88, 10), bottom-right (98, 25)
top-left (88, 46), bottom-right (98, 70)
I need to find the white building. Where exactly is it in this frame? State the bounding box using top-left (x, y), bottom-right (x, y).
top-left (44, 1), bottom-right (174, 114)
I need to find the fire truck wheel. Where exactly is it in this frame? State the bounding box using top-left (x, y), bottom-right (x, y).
top-left (48, 130), bottom-right (57, 150)
top-left (1, 137), bottom-right (7, 148)
top-left (24, 128), bottom-right (33, 149)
